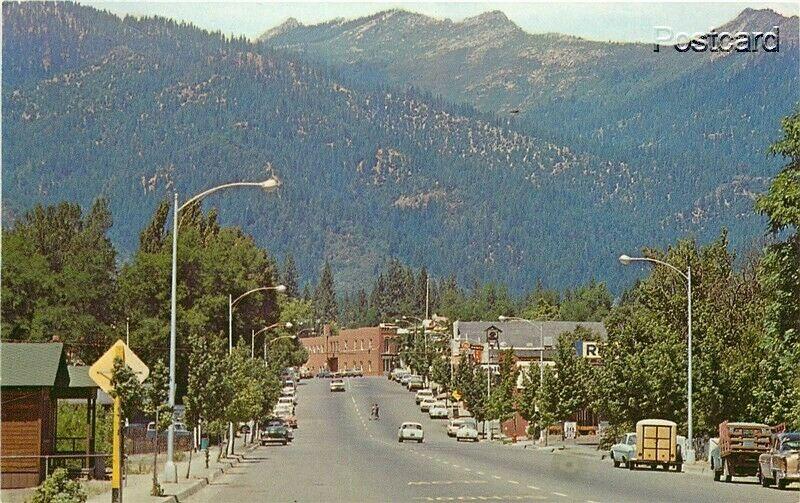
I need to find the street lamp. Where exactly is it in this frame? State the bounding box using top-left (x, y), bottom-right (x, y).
top-left (254, 322), bottom-right (294, 359)
top-left (226, 284), bottom-right (286, 456)
top-left (164, 177), bottom-right (281, 482)
top-left (619, 253), bottom-right (694, 463)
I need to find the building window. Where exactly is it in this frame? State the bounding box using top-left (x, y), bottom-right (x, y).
top-left (360, 340), bottom-right (364, 351)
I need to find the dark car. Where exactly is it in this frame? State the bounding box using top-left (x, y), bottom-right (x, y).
top-left (260, 418), bottom-right (292, 445)
top-left (316, 370), bottom-right (332, 378)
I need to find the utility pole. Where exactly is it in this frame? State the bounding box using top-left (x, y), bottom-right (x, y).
top-left (126, 318), bottom-right (130, 347)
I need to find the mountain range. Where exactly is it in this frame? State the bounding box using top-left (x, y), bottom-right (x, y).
top-left (2, 2), bottom-right (797, 293)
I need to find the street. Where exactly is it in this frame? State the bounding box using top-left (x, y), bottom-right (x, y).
top-left (187, 378), bottom-right (798, 502)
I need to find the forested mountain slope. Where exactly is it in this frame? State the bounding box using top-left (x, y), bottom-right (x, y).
top-left (1, 2), bottom-right (791, 292)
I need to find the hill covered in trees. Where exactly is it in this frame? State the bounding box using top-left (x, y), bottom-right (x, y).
top-left (2, 2), bottom-right (794, 293)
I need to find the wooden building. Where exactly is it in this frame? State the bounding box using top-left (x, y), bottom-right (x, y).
top-left (1, 342), bottom-right (99, 489)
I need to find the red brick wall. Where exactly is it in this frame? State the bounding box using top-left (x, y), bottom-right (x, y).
top-left (301, 326), bottom-right (398, 376)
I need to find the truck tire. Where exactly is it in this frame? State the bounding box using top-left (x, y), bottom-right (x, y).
top-left (713, 469), bottom-right (720, 482)
top-left (628, 461), bottom-right (634, 470)
top-left (777, 472), bottom-right (788, 490)
top-left (723, 459), bottom-right (732, 483)
top-left (758, 469), bottom-right (770, 487)
top-left (675, 464), bottom-right (682, 473)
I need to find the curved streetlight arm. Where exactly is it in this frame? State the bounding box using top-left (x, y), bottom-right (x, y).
top-left (178, 179), bottom-right (280, 213)
top-left (231, 285), bottom-right (286, 308)
top-left (253, 322), bottom-right (292, 338)
top-left (267, 334), bottom-right (297, 345)
top-left (621, 256), bottom-right (688, 282)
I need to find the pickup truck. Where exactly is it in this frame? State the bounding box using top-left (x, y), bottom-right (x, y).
top-left (710, 421), bottom-right (771, 482)
top-left (758, 432), bottom-right (800, 489)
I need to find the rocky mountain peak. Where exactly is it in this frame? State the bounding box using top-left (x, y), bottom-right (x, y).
top-left (712, 8), bottom-right (797, 41)
top-left (260, 17), bottom-right (303, 40)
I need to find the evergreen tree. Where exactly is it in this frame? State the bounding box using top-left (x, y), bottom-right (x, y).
top-left (313, 261), bottom-right (337, 323)
top-left (281, 254), bottom-right (300, 298)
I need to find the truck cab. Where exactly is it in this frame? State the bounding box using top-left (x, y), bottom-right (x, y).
top-left (758, 432), bottom-right (800, 489)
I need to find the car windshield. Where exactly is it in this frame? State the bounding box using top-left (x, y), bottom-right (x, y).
top-left (781, 439), bottom-right (800, 450)
top-left (627, 434), bottom-right (637, 445)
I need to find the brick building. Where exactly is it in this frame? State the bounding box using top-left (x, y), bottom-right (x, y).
top-left (301, 325), bottom-right (400, 376)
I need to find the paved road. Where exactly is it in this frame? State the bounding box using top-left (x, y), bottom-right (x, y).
top-left (188, 377), bottom-right (799, 502)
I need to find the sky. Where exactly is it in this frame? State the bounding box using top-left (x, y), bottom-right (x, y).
top-left (85, 1), bottom-right (797, 43)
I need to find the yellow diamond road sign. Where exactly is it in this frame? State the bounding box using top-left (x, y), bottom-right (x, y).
top-left (89, 339), bottom-right (149, 393)
top-left (452, 390), bottom-right (462, 401)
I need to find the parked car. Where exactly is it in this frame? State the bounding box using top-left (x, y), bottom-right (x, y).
top-left (146, 421), bottom-right (191, 440)
top-left (281, 387), bottom-right (298, 404)
top-left (400, 374), bottom-right (416, 386)
top-left (610, 432), bottom-right (637, 468)
top-left (398, 422), bottom-right (424, 443)
top-left (260, 418), bottom-right (292, 445)
top-left (350, 368), bottom-right (363, 378)
top-left (428, 402), bottom-right (449, 419)
top-left (407, 377), bottom-right (424, 391)
top-left (317, 370), bottom-right (332, 378)
top-left (415, 389), bottom-right (434, 405)
top-left (758, 431), bottom-right (800, 489)
top-left (447, 418), bottom-right (470, 437)
top-left (629, 419), bottom-right (682, 471)
top-left (330, 379), bottom-right (346, 392)
top-left (710, 421), bottom-right (771, 482)
top-left (456, 421), bottom-right (480, 442)
top-left (419, 397), bottom-right (436, 412)
top-left (277, 396), bottom-right (295, 413)
top-left (390, 368), bottom-right (408, 381)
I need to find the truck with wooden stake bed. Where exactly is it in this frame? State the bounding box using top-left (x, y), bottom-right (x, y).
top-left (709, 421), bottom-right (771, 482)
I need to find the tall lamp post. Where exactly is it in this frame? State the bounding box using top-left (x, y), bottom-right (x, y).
top-left (619, 253), bottom-right (694, 463)
top-left (227, 284), bottom-right (287, 456)
top-left (164, 177), bottom-right (281, 482)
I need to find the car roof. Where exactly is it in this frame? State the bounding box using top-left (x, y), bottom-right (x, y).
top-left (401, 422), bottom-right (422, 427)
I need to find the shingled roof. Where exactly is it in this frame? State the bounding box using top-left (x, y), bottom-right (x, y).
top-left (0, 342), bottom-right (70, 387)
top-left (453, 320), bottom-right (606, 348)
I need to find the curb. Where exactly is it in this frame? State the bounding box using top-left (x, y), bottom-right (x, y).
top-left (157, 445), bottom-right (260, 503)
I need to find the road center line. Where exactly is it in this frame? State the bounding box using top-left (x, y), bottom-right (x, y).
top-left (552, 492), bottom-right (568, 497)
top-left (507, 480), bottom-right (519, 484)
top-left (527, 485), bottom-right (540, 490)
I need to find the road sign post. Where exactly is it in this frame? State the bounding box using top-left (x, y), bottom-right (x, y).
top-left (90, 340), bottom-right (149, 503)
top-left (112, 344), bottom-right (123, 503)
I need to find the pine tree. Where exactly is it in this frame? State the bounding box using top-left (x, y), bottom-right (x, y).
top-left (313, 261), bottom-right (337, 323)
top-left (281, 254), bottom-right (300, 298)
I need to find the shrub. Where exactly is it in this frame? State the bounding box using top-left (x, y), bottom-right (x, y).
top-left (31, 468), bottom-right (87, 503)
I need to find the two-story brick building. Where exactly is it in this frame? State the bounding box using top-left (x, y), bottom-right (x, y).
top-left (301, 324), bottom-right (400, 376)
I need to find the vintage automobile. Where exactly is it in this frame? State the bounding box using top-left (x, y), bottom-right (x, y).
top-left (407, 376), bottom-right (425, 391)
top-left (610, 432), bottom-right (637, 468)
top-left (260, 418), bottom-right (292, 446)
top-left (629, 419), bottom-right (682, 471)
top-left (428, 401), bottom-right (449, 419)
top-left (398, 422), bottom-right (424, 443)
top-left (330, 378), bottom-right (346, 392)
top-left (758, 431), bottom-right (800, 489)
top-left (415, 389), bottom-right (434, 405)
top-left (456, 420), bottom-right (480, 442)
top-left (710, 421), bottom-right (771, 482)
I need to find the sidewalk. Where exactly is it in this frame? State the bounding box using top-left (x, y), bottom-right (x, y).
top-left (87, 436), bottom-right (258, 503)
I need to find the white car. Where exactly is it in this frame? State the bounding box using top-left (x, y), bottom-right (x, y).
top-left (456, 421), bottom-right (479, 442)
top-left (419, 397), bottom-right (436, 412)
top-left (609, 432), bottom-right (636, 468)
top-left (428, 402), bottom-right (449, 419)
top-left (277, 396), bottom-right (295, 412)
top-left (447, 418), bottom-right (469, 437)
top-left (398, 422), bottom-right (424, 443)
top-left (415, 389), bottom-right (434, 405)
top-left (281, 387), bottom-right (298, 404)
top-left (330, 379), bottom-right (345, 392)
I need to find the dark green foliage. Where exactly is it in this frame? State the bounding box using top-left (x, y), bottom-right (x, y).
top-left (487, 349), bottom-right (519, 423)
top-left (313, 261), bottom-right (337, 323)
top-left (1, 199), bottom-right (118, 363)
top-left (281, 254), bottom-right (300, 298)
top-left (752, 111), bottom-right (800, 428)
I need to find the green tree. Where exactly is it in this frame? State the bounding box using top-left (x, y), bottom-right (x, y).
top-left (281, 254), bottom-right (300, 298)
top-left (487, 349), bottom-right (519, 425)
top-left (752, 111), bottom-right (800, 428)
top-left (516, 370), bottom-right (541, 437)
top-left (314, 261), bottom-right (337, 323)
